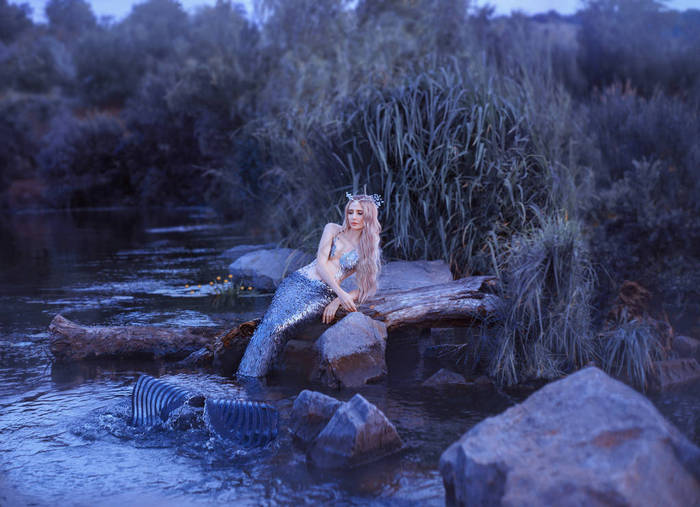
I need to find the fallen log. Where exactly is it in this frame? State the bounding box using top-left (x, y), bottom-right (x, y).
top-left (49, 314), bottom-right (222, 362)
top-left (49, 276), bottom-right (500, 365)
top-left (345, 275), bottom-right (499, 330)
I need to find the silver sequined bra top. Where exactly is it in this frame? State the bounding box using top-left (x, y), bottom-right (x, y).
top-left (297, 233), bottom-right (359, 282)
top-left (329, 235), bottom-right (359, 278)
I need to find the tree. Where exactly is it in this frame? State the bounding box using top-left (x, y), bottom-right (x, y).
top-left (45, 0), bottom-right (96, 40)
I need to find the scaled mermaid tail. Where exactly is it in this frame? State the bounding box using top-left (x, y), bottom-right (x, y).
top-left (237, 270), bottom-right (335, 378)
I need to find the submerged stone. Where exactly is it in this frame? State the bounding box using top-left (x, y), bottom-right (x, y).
top-left (289, 390), bottom-right (342, 446)
top-left (307, 393), bottom-right (403, 469)
top-left (422, 368), bottom-right (468, 387)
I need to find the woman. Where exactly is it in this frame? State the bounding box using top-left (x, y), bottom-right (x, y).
top-left (236, 193), bottom-right (383, 378)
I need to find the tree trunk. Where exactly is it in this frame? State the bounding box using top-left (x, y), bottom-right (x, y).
top-left (49, 314), bottom-right (221, 362)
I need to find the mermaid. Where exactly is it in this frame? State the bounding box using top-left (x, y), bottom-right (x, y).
top-left (236, 193), bottom-right (383, 378)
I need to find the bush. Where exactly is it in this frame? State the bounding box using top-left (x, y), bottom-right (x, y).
top-left (588, 158), bottom-right (700, 327)
top-left (38, 112), bottom-right (132, 207)
top-left (595, 317), bottom-right (666, 391)
top-left (577, 0), bottom-right (700, 97)
top-left (0, 0), bottom-right (33, 44)
top-left (488, 212), bottom-right (595, 385)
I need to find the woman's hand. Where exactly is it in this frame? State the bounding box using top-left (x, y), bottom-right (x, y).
top-left (337, 290), bottom-right (357, 313)
top-left (322, 298), bottom-right (341, 324)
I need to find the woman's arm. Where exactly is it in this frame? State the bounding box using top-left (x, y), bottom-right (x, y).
top-left (315, 223), bottom-right (357, 312)
top-left (323, 289), bottom-right (359, 324)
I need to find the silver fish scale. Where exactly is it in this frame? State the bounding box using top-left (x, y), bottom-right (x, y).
top-left (130, 375), bottom-right (280, 447)
top-left (131, 375), bottom-right (190, 427)
top-left (237, 270), bottom-right (335, 377)
top-left (204, 398), bottom-right (279, 447)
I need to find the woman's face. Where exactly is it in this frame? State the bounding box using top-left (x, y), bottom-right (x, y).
top-left (347, 201), bottom-right (365, 231)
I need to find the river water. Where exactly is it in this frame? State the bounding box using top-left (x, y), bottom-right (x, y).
top-left (1, 208), bottom-right (698, 506)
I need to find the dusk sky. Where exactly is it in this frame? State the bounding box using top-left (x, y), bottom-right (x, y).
top-left (20, 0), bottom-right (700, 23)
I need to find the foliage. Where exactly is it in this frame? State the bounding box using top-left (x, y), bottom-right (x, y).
top-left (37, 112), bottom-right (132, 207)
top-left (45, 0), bottom-right (96, 40)
top-left (595, 316), bottom-right (666, 391)
top-left (0, 0), bottom-right (33, 44)
top-left (577, 0), bottom-right (700, 97)
top-left (487, 212), bottom-right (595, 385)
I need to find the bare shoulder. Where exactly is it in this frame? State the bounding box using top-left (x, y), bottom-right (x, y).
top-left (322, 223), bottom-right (342, 236)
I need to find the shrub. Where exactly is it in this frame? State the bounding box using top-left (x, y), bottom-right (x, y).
top-left (595, 316), bottom-right (666, 391)
top-left (488, 212), bottom-right (595, 385)
top-left (588, 158), bottom-right (700, 328)
top-left (38, 112), bottom-right (132, 207)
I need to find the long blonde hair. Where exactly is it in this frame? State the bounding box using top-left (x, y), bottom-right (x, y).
top-left (340, 195), bottom-right (382, 303)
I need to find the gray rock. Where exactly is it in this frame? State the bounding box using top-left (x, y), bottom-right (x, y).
top-left (673, 335), bottom-right (700, 362)
top-left (220, 243), bottom-right (276, 261)
top-left (439, 367), bottom-right (700, 507)
top-left (340, 259), bottom-right (453, 294)
top-left (228, 248), bottom-right (314, 291)
top-left (649, 358), bottom-right (700, 391)
top-left (315, 312), bottom-right (388, 389)
top-left (275, 340), bottom-right (319, 378)
top-left (423, 368), bottom-right (468, 387)
top-left (289, 390), bottom-right (342, 446)
top-left (307, 393), bottom-right (403, 468)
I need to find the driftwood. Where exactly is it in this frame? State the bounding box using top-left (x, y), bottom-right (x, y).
top-left (49, 314), bottom-right (222, 362)
top-left (344, 275), bottom-right (499, 330)
top-left (49, 276), bottom-right (500, 365)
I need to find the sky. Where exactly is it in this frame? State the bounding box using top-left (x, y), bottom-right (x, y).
top-left (20, 0), bottom-right (700, 23)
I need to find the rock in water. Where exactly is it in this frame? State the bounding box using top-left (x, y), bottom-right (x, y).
top-left (649, 358), bottom-right (700, 391)
top-left (439, 367), bottom-right (700, 506)
top-left (307, 393), bottom-right (403, 469)
top-left (228, 248), bottom-right (313, 291)
top-left (315, 312), bottom-right (388, 389)
top-left (422, 368), bottom-right (468, 387)
top-left (289, 390), bottom-right (342, 446)
top-left (673, 335), bottom-right (700, 362)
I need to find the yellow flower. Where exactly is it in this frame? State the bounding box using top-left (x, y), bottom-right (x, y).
top-left (248, 286), bottom-right (253, 291)
top-left (224, 279), bottom-right (228, 284)
top-left (240, 286), bottom-right (245, 290)
top-left (216, 276), bottom-right (221, 280)
top-left (197, 284), bottom-right (201, 288)
top-left (185, 284), bottom-right (189, 288)
top-left (209, 281), bottom-right (214, 286)
top-left (228, 274), bottom-right (233, 278)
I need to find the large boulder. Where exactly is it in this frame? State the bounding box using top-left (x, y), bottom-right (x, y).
top-left (289, 390), bottom-right (342, 446)
top-left (220, 243), bottom-right (276, 261)
top-left (439, 367), bottom-right (700, 507)
top-left (315, 312), bottom-right (388, 389)
top-left (307, 393), bottom-right (403, 469)
top-left (340, 259), bottom-right (453, 294)
top-left (228, 248), bottom-right (313, 291)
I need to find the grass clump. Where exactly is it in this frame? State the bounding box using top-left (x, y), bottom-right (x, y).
top-left (487, 211), bottom-right (595, 385)
top-left (595, 317), bottom-right (665, 392)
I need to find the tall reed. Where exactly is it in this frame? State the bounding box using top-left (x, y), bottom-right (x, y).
top-left (487, 211), bottom-right (595, 385)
